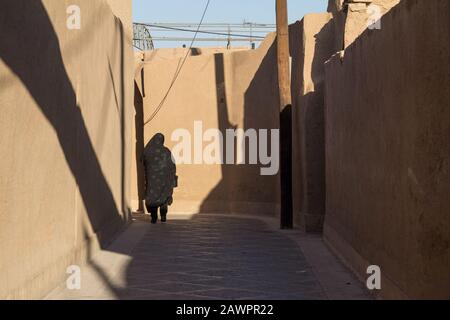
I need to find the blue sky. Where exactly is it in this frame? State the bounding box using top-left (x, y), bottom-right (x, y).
top-left (133, 0), bottom-right (329, 48)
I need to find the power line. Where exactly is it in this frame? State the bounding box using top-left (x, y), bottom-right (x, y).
top-left (138, 22), bottom-right (276, 28)
top-left (150, 29), bottom-right (271, 34)
top-left (134, 22), bottom-right (266, 39)
top-left (143, 0), bottom-right (212, 126)
top-left (135, 37), bottom-right (265, 42)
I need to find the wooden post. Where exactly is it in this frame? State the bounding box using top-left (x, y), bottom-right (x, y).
top-left (276, 0), bottom-right (291, 109)
top-left (276, 0), bottom-right (293, 229)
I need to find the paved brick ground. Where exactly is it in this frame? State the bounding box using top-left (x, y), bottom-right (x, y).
top-left (122, 215), bottom-right (325, 300)
top-left (46, 214), bottom-right (370, 300)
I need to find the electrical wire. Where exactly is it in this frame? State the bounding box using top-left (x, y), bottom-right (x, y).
top-left (143, 0), bottom-right (211, 126)
top-left (134, 22), bottom-right (265, 39)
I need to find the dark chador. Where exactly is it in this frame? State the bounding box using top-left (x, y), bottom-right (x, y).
top-left (141, 133), bottom-right (178, 224)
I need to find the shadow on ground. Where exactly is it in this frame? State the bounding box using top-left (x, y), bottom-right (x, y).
top-left (63, 214), bottom-right (329, 300)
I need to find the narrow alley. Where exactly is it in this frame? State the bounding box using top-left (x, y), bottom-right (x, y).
top-left (1, 0), bottom-right (449, 303)
top-left (46, 214), bottom-right (369, 300)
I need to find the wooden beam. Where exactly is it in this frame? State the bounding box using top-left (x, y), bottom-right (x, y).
top-left (276, 0), bottom-right (292, 109)
top-left (276, 0), bottom-right (293, 229)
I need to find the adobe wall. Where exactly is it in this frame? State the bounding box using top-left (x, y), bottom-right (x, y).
top-left (327, 0), bottom-right (400, 49)
top-left (133, 15), bottom-right (337, 227)
top-left (323, 0), bottom-right (450, 299)
top-left (343, 0), bottom-right (400, 48)
top-left (107, 0), bottom-right (133, 36)
top-left (133, 36), bottom-right (281, 216)
top-left (0, 0), bottom-right (133, 299)
top-left (290, 13), bottom-right (336, 232)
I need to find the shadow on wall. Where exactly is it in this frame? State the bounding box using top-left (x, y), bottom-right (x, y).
top-left (0, 0), bottom-right (127, 246)
top-left (199, 41), bottom-right (280, 215)
top-left (134, 82), bottom-right (146, 212)
top-left (290, 16), bottom-right (336, 232)
top-left (197, 53), bottom-right (236, 214)
top-left (323, 0), bottom-right (450, 298)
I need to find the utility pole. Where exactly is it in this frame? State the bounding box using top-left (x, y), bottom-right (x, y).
top-left (276, 0), bottom-right (293, 229)
top-left (276, 0), bottom-right (291, 109)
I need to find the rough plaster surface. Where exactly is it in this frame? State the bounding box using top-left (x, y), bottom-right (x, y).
top-left (344, 0), bottom-right (400, 48)
top-left (0, 0), bottom-right (133, 299)
top-left (327, 0), bottom-right (400, 50)
top-left (324, 0), bottom-right (450, 299)
top-left (290, 14), bottom-right (336, 232)
top-left (132, 36), bottom-right (281, 216)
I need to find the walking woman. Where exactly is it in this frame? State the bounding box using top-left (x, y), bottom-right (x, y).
top-left (141, 133), bottom-right (178, 224)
